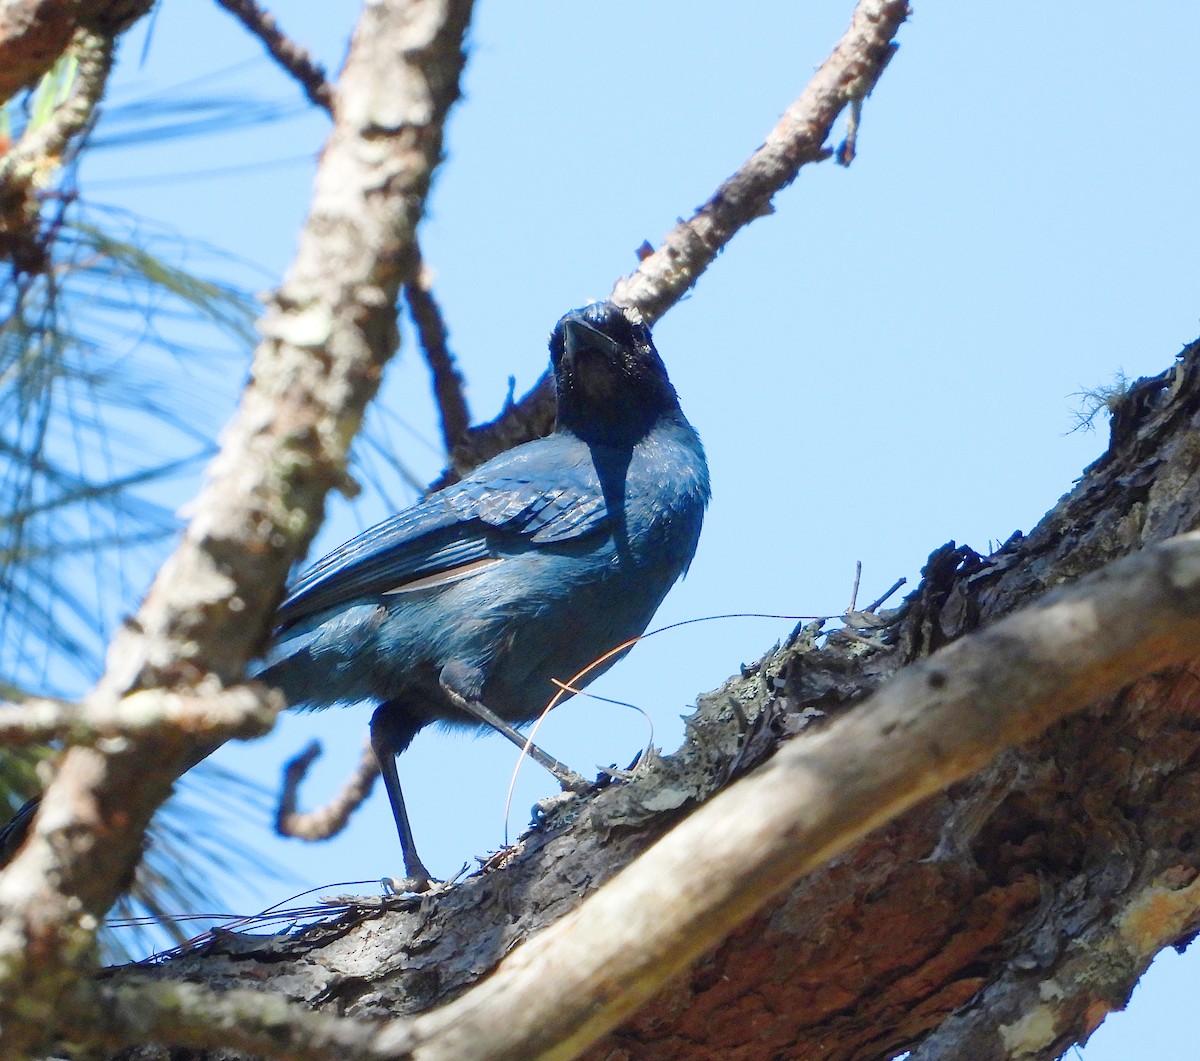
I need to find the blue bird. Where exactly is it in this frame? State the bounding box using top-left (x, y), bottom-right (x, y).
top-left (259, 301), bottom-right (709, 888)
top-left (0, 303), bottom-right (710, 887)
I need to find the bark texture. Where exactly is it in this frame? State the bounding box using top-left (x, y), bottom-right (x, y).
top-left (100, 341), bottom-right (1200, 1060)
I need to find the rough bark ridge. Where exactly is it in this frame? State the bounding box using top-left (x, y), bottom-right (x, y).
top-left (102, 341), bottom-right (1200, 1061)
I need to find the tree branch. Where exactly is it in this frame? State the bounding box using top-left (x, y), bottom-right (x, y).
top-left (275, 739), bottom-right (379, 841)
top-left (214, 0), bottom-right (334, 114)
top-left (53, 525), bottom-right (1200, 1060)
top-left (0, 25), bottom-right (113, 272)
top-left (0, 684), bottom-right (280, 746)
top-left (609, 0), bottom-right (903, 323)
top-left (76, 978), bottom-right (415, 1060)
top-left (444, 0), bottom-right (908, 476)
top-left (0, 0), bottom-right (150, 102)
top-left (0, 1), bottom-right (476, 1055)
top-left (403, 253), bottom-right (471, 456)
top-left (911, 836), bottom-right (1200, 1061)
top-left (85, 345), bottom-right (1200, 1061)
top-left (0, 26), bottom-right (112, 186)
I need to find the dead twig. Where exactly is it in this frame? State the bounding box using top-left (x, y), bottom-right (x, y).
top-left (276, 740), bottom-right (380, 841)
top-left (214, 0), bottom-right (334, 113)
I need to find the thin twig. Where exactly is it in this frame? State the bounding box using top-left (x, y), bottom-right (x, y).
top-left (403, 256), bottom-right (472, 455)
top-left (214, 0), bottom-right (334, 113)
top-left (276, 739), bottom-right (380, 841)
top-left (865, 576), bottom-right (907, 612)
top-left (0, 27), bottom-right (114, 272)
top-left (836, 97), bottom-right (863, 165)
top-left (847, 560), bottom-right (863, 613)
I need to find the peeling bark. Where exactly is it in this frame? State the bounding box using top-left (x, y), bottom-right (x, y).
top-left (97, 343), bottom-right (1200, 1060)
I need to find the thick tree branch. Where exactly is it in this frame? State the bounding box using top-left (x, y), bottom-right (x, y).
top-left (53, 526), bottom-right (1200, 1060)
top-left (214, 0), bottom-right (334, 114)
top-left (88, 344), bottom-right (1200, 1061)
top-left (445, 0), bottom-right (908, 476)
top-left (0, 1), bottom-right (476, 1056)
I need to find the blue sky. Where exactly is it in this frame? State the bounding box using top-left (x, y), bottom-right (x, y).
top-left (66, 1), bottom-right (1200, 1054)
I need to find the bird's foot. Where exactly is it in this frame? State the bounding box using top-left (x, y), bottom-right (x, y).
top-left (381, 871), bottom-right (435, 896)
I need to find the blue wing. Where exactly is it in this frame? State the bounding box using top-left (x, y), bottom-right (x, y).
top-left (276, 435), bottom-right (609, 626)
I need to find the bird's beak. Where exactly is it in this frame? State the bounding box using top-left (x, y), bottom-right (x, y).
top-left (562, 317), bottom-right (621, 364)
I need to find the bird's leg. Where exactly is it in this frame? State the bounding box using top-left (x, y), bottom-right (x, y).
top-left (369, 705), bottom-right (432, 891)
top-left (438, 676), bottom-right (589, 792)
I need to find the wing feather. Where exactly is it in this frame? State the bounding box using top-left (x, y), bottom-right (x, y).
top-left (276, 440), bottom-right (610, 627)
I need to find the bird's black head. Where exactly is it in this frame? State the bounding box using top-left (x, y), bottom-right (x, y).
top-left (549, 302), bottom-right (681, 445)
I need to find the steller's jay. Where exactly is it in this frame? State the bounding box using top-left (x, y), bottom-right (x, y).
top-left (0, 302), bottom-right (709, 891)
